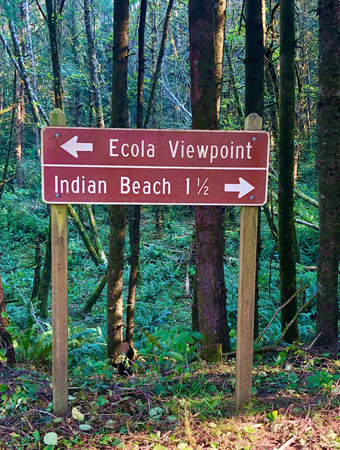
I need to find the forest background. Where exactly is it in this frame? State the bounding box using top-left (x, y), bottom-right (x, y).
top-left (0, 0), bottom-right (340, 449)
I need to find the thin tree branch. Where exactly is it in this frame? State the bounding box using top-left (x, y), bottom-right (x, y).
top-left (255, 285), bottom-right (308, 345)
top-left (295, 218), bottom-right (319, 230)
top-left (143, 0), bottom-right (174, 128)
top-left (274, 293), bottom-right (317, 346)
top-left (35, 0), bottom-right (47, 21)
top-left (263, 203), bottom-right (278, 241)
top-left (0, 177), bottom-right (14, 188)
top-left (306, 332), bottom-right (322, 350)
top-left (0, 101), bottom-right (20, 116)
top-left (67, 204), bottom-right (102, 266)
top-left (295, 188), bottom-right (319, 208)
top-left (58, 0), bottom-right (66, 16)
top-left (238, 0), bottom-right (246, 34)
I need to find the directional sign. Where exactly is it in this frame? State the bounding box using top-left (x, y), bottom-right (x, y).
top-left (41, 127), bottom-right (269, 205)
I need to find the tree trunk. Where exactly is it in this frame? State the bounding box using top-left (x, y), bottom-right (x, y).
top-left (225, 39), bottom-right (244, 126)
top-left (143, 0), bottom-right (174, 128)
top-left (265, 65), bottom-right (279, 144)
top-left (245, 0), bottom-right (264, 117)
top-left (0, 70), bottom-right (17, 203)
top-left (84, 0), bottom-right (104, 128)
top-left (0, 64), bottom-right (3, 111)
top-left (126, 205), bottom-right (140, 346)
top-left (70, 0), bottom-right (82, 127)
top-left (214, 0), bottom-right (226, 122)
top-left (154, 206), bottom-right (162, 238)
top-left (150, 4), bottom-right (161, 239)
top-left (45, 0), bottom-right (64, 109)
top-left (189, 0), bottom-right (230, 358)
top-left (24, 0), bottom-right (40, 152)
top-left (88, 89), bottom-right (94, 127)
top-left (15, 0), bottom-right (25, 188)
top-left (107, 205), bottom-right (126, 363)
top-left (244, 0), bottom-right (264, 339)
top-left (111, 0), bottom-right (129, 129)
top-left (84, 270), bottom-right (108, 313)
top-left (150, 4), bottom-right (162, 237)
top-left (191, 231), bottom-right (199, 332)
top-left (67, 204), bottom-right (102, 266)
top-left (0, 258), bottom-right (15, 366)
top-left (278, 0), bottom-right (299, 343)
top-left (31, 237), bottom-right (42, 301)
top-left (107, 0), bottom-right (129, 364)
top-left (316, 0), bottom-right (340, 351)
top-left (36, 0), bottom-right (65, 321)
top-left (150, 1), bottom-right (157, 127)
top-left (1, 10), bottom-right (48, 126)
top-left (85, 204), bottom-right (107, 264)
top-left (137, 0), bottom-right (147, 129)
top-left (15, 78), bottom-right (25, 189)
top-left (38, 218), bottom-right (52, 319)
top-left (125, 0), bottom-right (147, 347)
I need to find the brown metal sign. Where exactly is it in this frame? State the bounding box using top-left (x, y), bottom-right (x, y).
top-left (41, 127), bottom-right (269, 205)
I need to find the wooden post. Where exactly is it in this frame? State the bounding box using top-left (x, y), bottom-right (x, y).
top-left (50, 108), bottom-right (68, 415)
top-left (235, 113), bottom-right (262, 407)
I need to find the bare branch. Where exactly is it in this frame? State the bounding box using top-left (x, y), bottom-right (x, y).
top-left (35, 0), bottom-right (47, 21)
top-left (255, 285), bottom-right (308, 345)
top-left (0, 101), bottom-right (20, 116)
top-left (274, 293), bottom-right (317, 346)
top-left (58, 0), bottom-right (66, 16)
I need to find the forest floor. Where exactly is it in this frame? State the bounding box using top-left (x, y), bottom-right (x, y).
top-left (1, 352), bottom-right (340, 450)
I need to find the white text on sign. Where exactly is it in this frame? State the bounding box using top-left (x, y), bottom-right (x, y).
top-left (109, 139), bottom-right (253, 163)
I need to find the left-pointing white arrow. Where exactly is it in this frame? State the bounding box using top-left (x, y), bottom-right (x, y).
top-left (224, 177), bottom-right (255, 199)
top-left (61, 136), bottom-right (93, 158)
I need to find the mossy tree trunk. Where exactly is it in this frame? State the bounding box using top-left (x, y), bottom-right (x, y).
top-left (278, 0), bottom-right (299, 343)
top-left (107, 205), bottom-right (126, 364)
top-left (316, 0), bottom-right (340, 351)
top-left (67, 204), bottom-right (102, 266)
top-left (107, 0), bottom-right (129, 364)
top-left (244, 0), bottom-right (264, 339)
top-left (45, 0), bottom-right (65, 109)
top-left (136, 0), bottom-right (147, 131)
top-left (189, 0), bottom-right (230, 358)
top-left (85, 204), bottom-right (107, 265)
top-left (84, 270), bottom-right (107, 313)
top-left (84, 0), bottom-right (104, 128)
top-left (125, 0), bottom-right (146, 348)
top-left (126, 205), bottom-right (140, 346)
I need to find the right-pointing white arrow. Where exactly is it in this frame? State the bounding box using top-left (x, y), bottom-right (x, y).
top-left (224, 177), bottom-right (255, 198)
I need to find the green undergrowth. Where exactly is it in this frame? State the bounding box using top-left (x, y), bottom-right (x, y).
top-left (0, 163), bottom-right (333, 448)
top-left (1, 349), bottom-right (340, 449)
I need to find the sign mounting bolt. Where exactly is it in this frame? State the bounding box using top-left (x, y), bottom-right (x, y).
top-left (55, 133), bottom-right (60, 138)
top-left (56, 193), bottom-right (61, 198)
top-left (250, 195), bottom-right (254, 200)
top-left (252, 137), bottom-right (256, 141)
